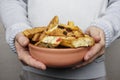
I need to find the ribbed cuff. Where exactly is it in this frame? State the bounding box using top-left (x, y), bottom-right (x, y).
top-left (90, 19), bottom-right (114, 47)
top-left (6, 23), bottom-right (32, 53)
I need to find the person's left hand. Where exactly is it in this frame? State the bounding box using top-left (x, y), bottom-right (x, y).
top-left (73, 26), bottom-right (105, 69)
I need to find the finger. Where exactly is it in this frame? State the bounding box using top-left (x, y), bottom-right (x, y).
top-left (73, 34), bottom-right (105, 69)
top-left (15, 33), bottom-right (29, 47)
top-left (24, 54), bottom-right (46, 70)
top-left (77, 54), bottom-right (99, 68)
top-left (85, 27), bottom-right (101, 42)
top-left (87, 48), bottom-right (105, 64)
top-left (15, 41), bottom-right (46, 70)
top-left (73, 51), bottom-right (101, 69)
top-left (84, 43), bottom-right (103, 60)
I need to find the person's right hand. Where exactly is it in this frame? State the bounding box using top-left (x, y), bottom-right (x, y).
top-left (15, 33), bottom-right (46, 70)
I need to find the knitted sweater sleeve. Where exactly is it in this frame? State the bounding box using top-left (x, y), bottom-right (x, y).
top-left (0, 0), bottom-right (31, 53)
top-left (91, 0), bottom-right (120, 47)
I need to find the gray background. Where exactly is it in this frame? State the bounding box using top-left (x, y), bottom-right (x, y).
top-left (0, 23), bottom-right (120, 80)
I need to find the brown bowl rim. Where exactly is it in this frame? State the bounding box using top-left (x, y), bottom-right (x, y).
top-left (28, 43), bottom-right (89, 51)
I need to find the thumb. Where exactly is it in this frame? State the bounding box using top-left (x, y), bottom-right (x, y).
top-left (85, 27), bottom-right (101, 43)
top-left (15, 33), bottom-right (29, 47)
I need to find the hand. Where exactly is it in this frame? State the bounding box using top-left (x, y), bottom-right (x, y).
top-left (15, 33), bottom-right (46, 70)
top-left (73, 26), bottom-right (105, 69)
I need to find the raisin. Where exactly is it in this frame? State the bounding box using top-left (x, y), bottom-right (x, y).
top-left (58, 25), bottom-right (64, 29)
top-left (66, 28), bottom-right (72, 32)
top-left (63, 31), bottom-right (67, 35)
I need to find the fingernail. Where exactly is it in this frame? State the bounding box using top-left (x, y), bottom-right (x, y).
top-left (38, 64), bottom-right (46, 70)
top-left (85, 54), bottom-right (90, 60)
top-left (85, 56), bottom-right (89, 60)
top-left (42, 66), bottom-right (46, 70)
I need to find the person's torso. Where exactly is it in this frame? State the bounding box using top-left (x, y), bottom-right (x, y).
top-left (26, 0), bottom-right (108, 79)
top-left (28, 0), bottom-right (108, 31)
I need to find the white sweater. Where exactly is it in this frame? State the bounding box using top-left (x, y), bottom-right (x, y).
top-left (28, 0), bottom-right (107, 31)
top-left (0, 0), bottom-right (120, 79)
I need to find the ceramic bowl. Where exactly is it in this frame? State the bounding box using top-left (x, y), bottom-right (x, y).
top-left (29, 43), bottom-right (89, 68)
